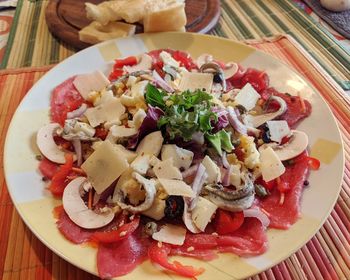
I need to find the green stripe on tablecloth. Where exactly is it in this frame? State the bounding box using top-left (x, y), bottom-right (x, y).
top-left (1, 0), bottom-right (350, 90)
top-left (23, 1), bottom-right (42, 67)
top-left (0, 0), bottom-right (23, 68)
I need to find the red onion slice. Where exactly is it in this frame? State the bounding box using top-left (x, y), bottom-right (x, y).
top-left (222, 164), bottom-right (233, 187)
top-left (67, 103), bottom-right (87, 119)
top-left (227, 106), bottom-right (248, 135)
top-left (189, 164), bottom-right (208, 210)
top-left (243, 208), bottom-right (270, 228)
top-left (182, 164), bottom-right (199, 178)
top-left (152, 70), bottom-right (174, 93)
top-left (182, 197), bottom-right (201, 233)
top-left (222, 151), bottom-right (230, 169)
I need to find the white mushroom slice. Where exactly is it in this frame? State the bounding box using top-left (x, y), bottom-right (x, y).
top-left (37, 123), bottom-right (75, 164)
top-left (152, 224), bottom-right (186, 246)
top-left (114, 172), bottom-right (156, 213)
top-left (243, 96), bottom-right (287, 128)
top-left (196, 54), bottom-right (213, 68)
top-left (183, 197), bottom-right (200, 233)
top-left (222, 62), bottom-right (239, 79)
top-left (136, 131), bottom-right (164, 156)
top-left (124, 54), bottom-right (152, 73)
top-left (260, 130), bottom-right (308, 161)
top-left (63, 177), bottom-right (115, 229)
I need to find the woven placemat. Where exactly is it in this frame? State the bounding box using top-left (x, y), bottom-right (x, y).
top-left (0, 35), bottom-right (349, 280)
top-left (303, 0), bottom-right (350, 40)
top-left (1, 0), bottom-right (350, 91)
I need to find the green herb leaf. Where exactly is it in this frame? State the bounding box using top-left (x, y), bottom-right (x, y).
top-left (145, 83), bottom-right (166, 109)
top-left (205, 130), bottom-right (234, 156)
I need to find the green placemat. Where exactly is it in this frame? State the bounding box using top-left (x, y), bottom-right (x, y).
top-left (2, 0), bottom-right (350, 90)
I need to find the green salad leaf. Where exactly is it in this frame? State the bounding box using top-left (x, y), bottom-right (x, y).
top-left (205, 130), bottom-right (234, 156)
top-left (145, 84), bottom-right (167, 109)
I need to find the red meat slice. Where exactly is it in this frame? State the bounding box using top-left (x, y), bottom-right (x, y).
top-left (51, 76), bottom-right (85, 126)
top-left (175, 217), bottom-right (267, 258)
top-left (256, 151), bottom-right (310, 229)
top-left (38, 157), bottom-right (59, 179)
top-left (55, 206), bottom-right (94, 244)
top-left (170, 247), bottom-right (218, 261)
top-left (97, 228), bottom-right (151, 279)
top-left (261, 88), bottom-right (312, 128)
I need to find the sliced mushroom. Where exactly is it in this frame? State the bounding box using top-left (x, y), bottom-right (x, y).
top-left (124, 54), bottom-right (152, 73)
top-left (259, 130), bottom-right (308, 161)
top-left (37, 123), bottom-right (75, 164)
top-left (200, 62), bottom-right (227, 92)
top-left (243, 96), bottom-right (287, 128)
top-left (196, 54), bottom-right (213, 68)
top-left (204, 174), bottom-right (255, 212)
top-left (113, 172), bottom-right (156, 213)
top-left (222, 62), bottom-right (238, 79)
top-left (62, 177), bottom-right (115, 229)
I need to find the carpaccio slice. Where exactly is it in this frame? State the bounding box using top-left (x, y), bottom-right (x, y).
top-left (261, 88), bottom-right (312, 128)
top-left (256, 151), bottom-right (310, 229)
top-left (97, 228), bottom-right (151, 279)
top-left (50, 76), bottom-right (85, 126)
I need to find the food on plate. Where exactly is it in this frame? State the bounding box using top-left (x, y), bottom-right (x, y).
top-left (36, 49), bottom-right (320, 278)
top-left (80, 0), bottom-right (186, 44)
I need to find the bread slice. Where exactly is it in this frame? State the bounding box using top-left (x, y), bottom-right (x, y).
top-left (143, 0), bottom-right (186, 32)
top-left (79, 21), bottom-right (136, 44)
top-left (85, 1), bottom-right (127, 25)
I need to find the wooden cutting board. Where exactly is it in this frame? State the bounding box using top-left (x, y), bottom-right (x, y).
top-left (45, 0), bottom-right (221, 50)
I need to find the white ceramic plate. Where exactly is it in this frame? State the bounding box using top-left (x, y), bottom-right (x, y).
top-left (4, 32), bottom-right (344, 280)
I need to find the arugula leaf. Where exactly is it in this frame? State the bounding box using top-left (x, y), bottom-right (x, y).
top-left (145, 84), bottom-right (166, 109)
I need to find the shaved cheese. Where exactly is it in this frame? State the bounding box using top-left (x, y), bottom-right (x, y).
top-left (73, 70), bottom-right (110, 100)
top-left (85, 98), bottom-right (125, 127)
top-left (260, 146), bottom-right (285, 182)
top-left (267, 120), bottom-right (291, 143)
top-left (234, 83), bottom-right (260, 111)
top-left (142, 198), bottom-right (165, 220)
top-left (152, 224), bottom-right (186, 245)
top-left (131, 154), bottom-right (151, 175)
top-left (202, 155), bottom-right (221, 184)
top-left (160, 51), bottom-right (180, 68)
top-left (158, 178), bottom-right (194, 197)
top-left (81, 141), bottom-right (129, 194)
top-left (191, 197), bottom-right (217, 231)
top-left (161, 144), bottom-right (194, 170)
top-left (154, 158), bottom-right (182, 180)
top-left (178, 72), bottom-right (213, 93)
top-left (109, 125), bottom-right (137, 138)
top-left (136, 131), bottom-right (164, 156)
top-left (113, 144), bottom-right (137, 163)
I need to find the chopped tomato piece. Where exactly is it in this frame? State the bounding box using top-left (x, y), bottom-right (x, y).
top-left (148, 241), bottom-right (204, 278)
top-left (214, 209), bottom-right (244, 235)
top-left (108, 69), bottom-right (124, 81)
top-left (276, 177), bottom-right (290, 193)
top-left (255, 177), bottom-right (276, 191)
top-left (94, 126), bottom-right (109, 140)
top-left (307, 156), bottom-right (321, 170)
top-left (38, 157), bottom-right (59, 179)
top-left (113, 56), bottom-right (138, 69)
top-left (49, 154), bottom-right (74, 197)
top-left (91, 215), bottom-right (140, 243)
top-left (241, 68), bottom-right (269, 92)
top-left (172, 50), bottom-right (198, 70)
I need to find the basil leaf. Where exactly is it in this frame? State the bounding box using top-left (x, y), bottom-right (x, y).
top-left (145, 83), bottom-right (166, 109)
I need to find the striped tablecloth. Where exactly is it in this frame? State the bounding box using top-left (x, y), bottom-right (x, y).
top-left (1, 34), bottom-right (349, 280)
top-left (1, 0), bottom-right (350, 90)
